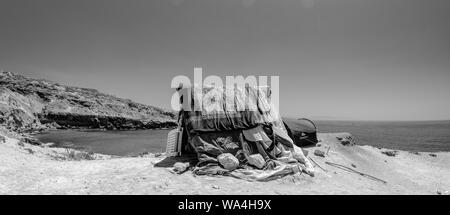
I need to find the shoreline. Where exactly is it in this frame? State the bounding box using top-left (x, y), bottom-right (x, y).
top-left (31, 127), bottom-right (171, 157)
top-left (30, 128), bottom-right (450, 158)
top-left (18, 126), bottom-right (175, 150)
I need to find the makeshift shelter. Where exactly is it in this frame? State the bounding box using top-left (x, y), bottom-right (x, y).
top-left (173, 84), bottom-right (314, 181)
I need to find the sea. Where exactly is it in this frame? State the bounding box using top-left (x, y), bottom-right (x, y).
top-left (34, 120), bottom-right (450, 156)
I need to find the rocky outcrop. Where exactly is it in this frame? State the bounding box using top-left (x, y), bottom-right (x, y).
top-left (0, 70), bottom-right (177, 132)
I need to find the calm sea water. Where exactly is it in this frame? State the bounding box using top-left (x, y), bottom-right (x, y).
top-left (315, 120), bottom-right (450, 152)
top-left (34, 129), bottom-right (169, 156)
top-left (34, 121), bottom-right (450, 156)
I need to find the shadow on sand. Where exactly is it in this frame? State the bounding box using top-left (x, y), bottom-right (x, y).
top-left (154, 154), bottom-right (198, 168)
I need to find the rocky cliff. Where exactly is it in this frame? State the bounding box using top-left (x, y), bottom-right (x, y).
top-left (0, 70), bottom-right (177, 132)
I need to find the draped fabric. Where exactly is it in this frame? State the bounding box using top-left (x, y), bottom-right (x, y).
top-left (180, 85), bottom-right (282, 133)
top-left (177, 85), bottom-right (314, 181)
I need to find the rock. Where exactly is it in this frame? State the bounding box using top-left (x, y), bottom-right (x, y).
top-left (247, 154), bottom-right (266, 169)
top-left (336, 134), bottom-right (355, 146)
top-left (340, 139), bottom-right (351, 145)
top-left (48, 122), bottom-right (62, 129)
top-left (351, 163), bottom-right (356, 168)
top-left (0, 71), bottom-right (177, 132)
top-left (0, 135), bottom-right (5, 143)
top-left (382, 150), bottom-right (398, 157)
top-left (212, 185), bottom-right (220, 189)
top-left (21, 136), bottom-right (41, 145)
top-left (41, 142), bottom-right (55, 147)
top-left (218, 153), bottom-right (239, 171)
top-left (429, 153), bottom-right (437, 157)
top-left (314, 149), bottom-right (326, 157)
top-left (173, 162), bottom-right (190, 174)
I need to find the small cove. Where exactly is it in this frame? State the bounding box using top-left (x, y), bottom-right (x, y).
top-left (34, 129), bottom-right (170, 156)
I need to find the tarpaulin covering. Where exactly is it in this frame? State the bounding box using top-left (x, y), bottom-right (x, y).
top-left (176, 85), bottom-right (315, 181)
top-left (189, 124), bottom-right (314, 181)
top-left (180, 85), bottom-right (283, 133)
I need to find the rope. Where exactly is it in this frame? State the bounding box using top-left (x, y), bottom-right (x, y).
top-left (309, 157), bottom-right (327, 172)
top-left (325, 161), bottom-right (387, 184)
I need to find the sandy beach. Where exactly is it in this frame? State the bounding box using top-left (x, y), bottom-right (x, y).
top-left (1, 131), bottom-right (448, 195)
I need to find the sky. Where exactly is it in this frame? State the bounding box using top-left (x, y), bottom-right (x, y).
top-left (1, 0), bottom-right (449, 121)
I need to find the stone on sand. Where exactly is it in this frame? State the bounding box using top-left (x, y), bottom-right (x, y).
top-left (247, 154), bottom-right (266, 169)
top-left (218, 153), bottom-right (239, 171)
top-left (173, 162), bottom-right (190, 174)
top-left (382, 150), bottom-right (398, 157)
top-left (314, 149), bottom-right (326, 157)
